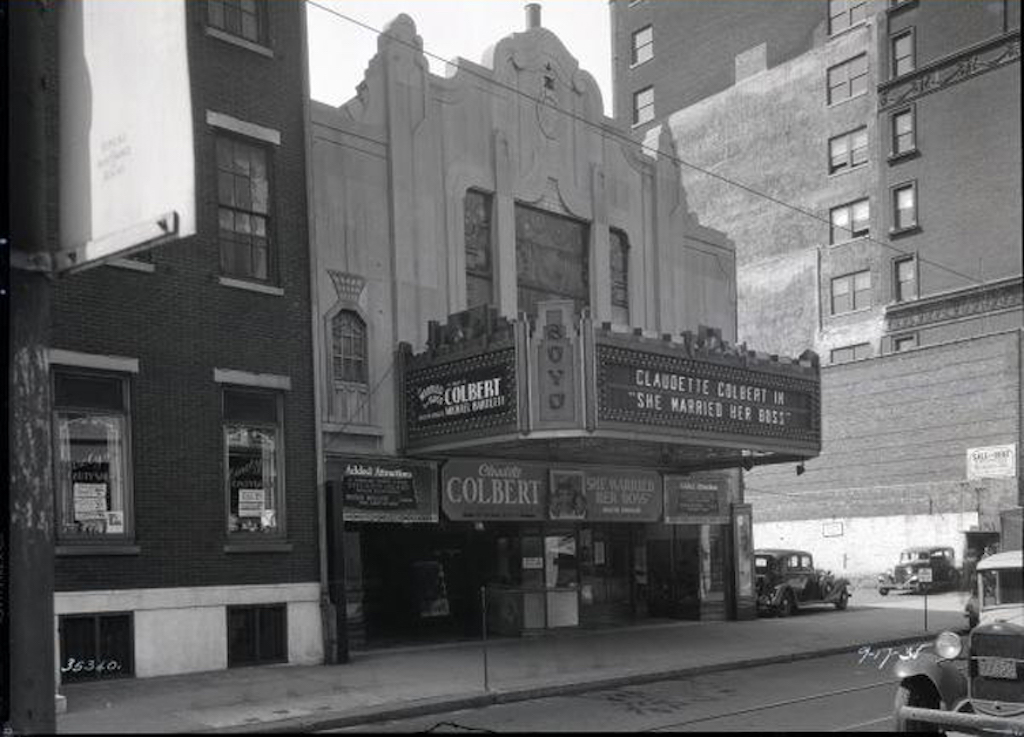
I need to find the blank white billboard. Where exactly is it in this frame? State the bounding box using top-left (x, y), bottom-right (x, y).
top-left (58, 0), bottom-right (195, 272)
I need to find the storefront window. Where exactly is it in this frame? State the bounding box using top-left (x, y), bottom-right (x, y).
top-left (224, 388), bottom-right (282, 535)
top-left (54, 372), bottom-right (132, 540)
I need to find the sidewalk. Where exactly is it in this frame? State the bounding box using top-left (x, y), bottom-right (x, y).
top-left (57, 599), bottom-right (967, 734)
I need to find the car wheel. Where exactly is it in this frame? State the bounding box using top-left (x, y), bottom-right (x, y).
top-left (777, 591), bottom-right (797, 617)
top-left (879, 588), bottom-right (889, 596)
top-left (893, 681), bottom-right (941, 733)
top-left (834, 590), bottom-right (849, 610)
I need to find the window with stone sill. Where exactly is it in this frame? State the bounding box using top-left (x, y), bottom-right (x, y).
top-left (827, 54), bottom-right (868, 104)
top-left (891, 107), bottom-right (916, 157)
top-left (633, 86), bottom-right (655, 126)
top-left (207, 0), bottom-right (267, 45)
top-left (829, 0), bottom-right (868, 35)
top-left (831, 343), bottom-right (872, 364)
top-left (892, 29), bottom-right (915, 78)
top-left (830, 198), bottom-right (870, 244)
top-left (831, 269), bottom-right (872, 314)
top-left (223, 388), bottom-right (283, 536)
top-left (894, 255), bottom-right (918, 302)
top-left (53, 371), bottom-right (134, 542)
top-left (631, 25), bottom-right (654, 66)
top-left (892, 182), bottom-right (918, 232)
top-left (217, 133), bottom-right (273, 283)
top-left (893, 334), bottom-right (918, 352)
top-left (829, 127), bottom-right (868, 174)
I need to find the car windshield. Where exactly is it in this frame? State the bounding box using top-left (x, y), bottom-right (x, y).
top-left (981, 569), bottom-right (1024, 607)
top-left (755, 556), bottom-right (771, 572)
top-left (901, 551), bottom-right (930, 562)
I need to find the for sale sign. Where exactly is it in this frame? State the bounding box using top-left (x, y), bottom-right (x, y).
top-left (967, 444), bottom-right (1017, 480)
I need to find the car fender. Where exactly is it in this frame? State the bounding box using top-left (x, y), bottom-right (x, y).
top-left (825, 578), bottom-right (851, 602)
top-left (893, 653), bottom-right (967, 709)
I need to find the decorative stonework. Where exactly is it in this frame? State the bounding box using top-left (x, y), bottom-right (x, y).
top-left (328, 270), bottom-right (366, 303)
top-left (878, 30), bottom-right (1020, 111)
top-left (536, 63), bottom-right (561, 140)
top-left (886, 277), bottom-right (1023, 332)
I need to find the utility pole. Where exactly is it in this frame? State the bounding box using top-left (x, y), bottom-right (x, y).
top-left (6, 0), bottom-right (57, 732)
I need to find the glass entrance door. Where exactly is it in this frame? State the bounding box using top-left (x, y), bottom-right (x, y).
top-left (544, 533), bottom-right (579, 627)
top-left (579, 525), bottom-right (634, 626)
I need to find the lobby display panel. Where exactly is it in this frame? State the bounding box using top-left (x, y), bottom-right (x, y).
top-left (442, 459), bottom-right (548, 521)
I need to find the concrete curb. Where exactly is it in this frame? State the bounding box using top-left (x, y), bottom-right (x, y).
top-left (204, 630), bottom-right (963, 733)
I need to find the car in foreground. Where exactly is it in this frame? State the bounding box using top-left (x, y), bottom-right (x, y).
top-left (893, 549), bottom-right (1023, 734)
top-left (754, 548), bottom-right (851, 617)
top-left (879, 545), bottom-right (961, 596)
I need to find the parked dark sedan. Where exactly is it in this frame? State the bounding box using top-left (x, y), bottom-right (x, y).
top-left (755, 549), bottom-right (851, 617)
top-left (878, 545), bottom-right (961, 595)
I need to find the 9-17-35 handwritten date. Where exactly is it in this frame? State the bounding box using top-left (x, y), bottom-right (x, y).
top-left (857, 643), bottom-right (929, 669)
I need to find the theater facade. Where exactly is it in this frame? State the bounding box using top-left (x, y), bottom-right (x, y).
top-left (308, 9), bottom-right (821, 646)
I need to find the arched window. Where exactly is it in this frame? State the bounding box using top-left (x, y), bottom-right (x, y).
top-left (330, 310), bottom-right (370, 424)
top-left (332, 310), bottom-right (367, 383)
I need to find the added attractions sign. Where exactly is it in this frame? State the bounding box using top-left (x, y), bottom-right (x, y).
top-left (341, 459), bottom-right (438, 523)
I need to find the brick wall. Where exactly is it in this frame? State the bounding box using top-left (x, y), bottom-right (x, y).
top-left (52, 1), bottom-right (318, 592)
top-left (611, 0), bottom-right (827, 130)
top-left (746, 331), bottom-right (1021, 529)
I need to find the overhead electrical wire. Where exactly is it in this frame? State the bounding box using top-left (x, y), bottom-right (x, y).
top-left (305, 0), bottom-right (987, 290)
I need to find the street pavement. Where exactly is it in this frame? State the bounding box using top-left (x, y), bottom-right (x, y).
top-left (56, 590), bottom-right (969, 734)
top-left (331, 650), bottom-right (902, 732)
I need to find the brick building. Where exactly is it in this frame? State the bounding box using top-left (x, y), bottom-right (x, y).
top-left (611, 0), bottom-right (1022, 577)
top-left (49, 1), bottom-right (321, 681)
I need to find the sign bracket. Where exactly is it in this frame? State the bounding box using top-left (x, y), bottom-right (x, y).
top-left (53, 211), bottom-right (180, 275)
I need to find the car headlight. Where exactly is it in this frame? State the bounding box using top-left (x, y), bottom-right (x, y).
top-left (935, 631), bottom-right (962, 659)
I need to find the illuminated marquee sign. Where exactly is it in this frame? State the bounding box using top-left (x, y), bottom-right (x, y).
top-left (399, 317), bottom-right (821, 459)
top-left (404, 349), bottom-right (518, 445)
top-left (596, 344), bottom-right (819, 449)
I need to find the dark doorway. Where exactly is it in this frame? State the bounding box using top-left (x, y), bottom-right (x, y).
top-left (579, 524), bottom-right (636, 626)
top-left (358, 523), bottom-right (496, 646)
top-left (646, 527), bottom-right (701, 620)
